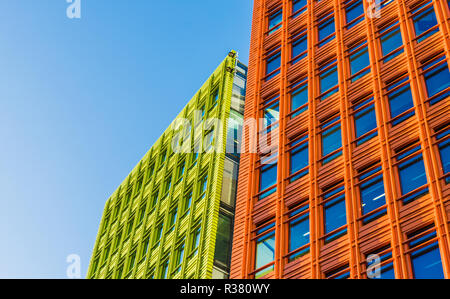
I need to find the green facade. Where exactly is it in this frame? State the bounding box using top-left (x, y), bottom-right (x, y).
top-left (87, 51), bottom-right (247, 279)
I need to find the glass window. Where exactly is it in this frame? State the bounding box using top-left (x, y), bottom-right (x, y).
top-left (319, 59), bottom-right (339, 100)
top-left (140, 238), bottom-right (150, 259)
top-left (348, 42), bottom-right (371, 82)
top-left (321, 116), bottom-right (342, 164)
top-left (411, 2), bottom-right (439, 42)
top-left (353, 96), bottom-right (378, 145)
top-left (407, 226), bottom-right (444, 279)
top-left (422, 55), bottom-right (450, 105)
top-left (168, 207), bottom-right (177, 230)
top-left (213, 213), bottom-right (233, 265)
top-left (290, 78), bottom-right (308, 118)
top-left (322, 184), bottom-right (347, 243)
top-left (396, 143), bottom-right (429, 204)
top-left (318, 12), bottom-right (335, 47)
top-left (268, 9), bottom-right (282, 34)
top-left (291, 30), bottom-right (307, 64)
top-left (174, 242), bottom-right (185, 273)
top-left (345, 0), bottom-right (365, 29)
top-left (358, 163), bottom-right (387, 224)
top-left (137, 204), bottom-right (146, 225)
top-left (379, 21), bottom-right (404, 63)
top-left (183, 190), bottom-right (192, 214)
top-left (177, 161), bottom-right (185, 182)
top-left (288, 202), bottom-right (310, 261)
top-left (436, 126), bottom-right (450, 184)
top-left (128, 251), bottom-right (136, 272)
top-left (254, 223), bottom-right (275, 278)
top-left (325, 264), bottom-right (350, 279)
top-left (265, 48), bottom-right (281, 81)
top-left (263, 99), bottom-right (280, 130)
top-left (199, 175), bottom-right (208, 200)
top-left (160, 259), bottom-right (169, 279)
top-left (289, 134), bottom-right (309, 182)
top-left (386, 75), bottom-right (415, 126)
top-left (191, 226), bottom-right (201, 254)
top-left (154, 223), bottom-right (163, 246)
top-left (366, 246), bottom-right (395, 279)
top-left (259, 159), bottom-right (278, 199)
top-left (292, 0), bottom-right (307, 16)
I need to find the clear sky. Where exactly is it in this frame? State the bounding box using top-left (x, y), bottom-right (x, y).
top-left (0, 0), bottom-right (252, 278)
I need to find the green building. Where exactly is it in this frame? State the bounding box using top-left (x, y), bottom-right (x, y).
top-left (87, 51), bottom-right (247, 279)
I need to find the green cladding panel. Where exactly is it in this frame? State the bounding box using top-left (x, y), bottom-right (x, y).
top-left (87, 52), bottom-right (247, 279)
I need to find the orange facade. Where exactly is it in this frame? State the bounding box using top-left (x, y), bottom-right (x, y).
top-left (230, 0), bottom-right (450, 279)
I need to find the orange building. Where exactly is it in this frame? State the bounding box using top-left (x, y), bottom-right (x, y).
top-left (230, 0), bottom-right (450, 279)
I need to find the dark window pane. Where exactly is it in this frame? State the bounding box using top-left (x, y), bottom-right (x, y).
top-left (260, 163), bottom-right (278, 191)
top-left (354, 103), bottom-right (377, 143)
top-left (291, 84), bottom-right (308, 117)
top-left (412, 5), bottom-right (439, 42)
top-left (322, 120), bottom-right (342, 158)
top-left (380, 24), bottom-right (403, 62)
top-left (387, 78), bottom-right (414, 123)
top-left (269, 10), bottom-right (282, 34)
top-left (320, 64), bottom-right (338, 96)
top-left (291, 141), bottom-right (309, 175)
top-left (214, 214), bottom-right (233, 265)
top-left (424, 60), bottom-right (450, 99)
top-left (349, 45), bottom-right (370, 82)
top-left (318, 15), bottom-right (335, 45)
top-left (346, 0), bottom-right (364, 27)
top-left (293, 0), bottom-right (307, 15)
top-left (398, 154), bottom-right (427, 195)
top-left (289, 214), bottom-right (310, 252)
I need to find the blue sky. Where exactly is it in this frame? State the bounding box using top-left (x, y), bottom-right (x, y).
top-left (0, 0), bottom-right (252, 278)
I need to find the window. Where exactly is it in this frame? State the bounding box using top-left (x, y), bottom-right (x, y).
top-left (213, 213), bottom-right (234, 265)
top-left (317, 12), bottom-right (335, 47)
top-left (325, 264), bottom-right (350, 279)
top-left (289, 134), bottom-right (309, 182)
top-left (365, 246), bottom-right (395, 279)
top-left (126, 217), bottom-right (134, 238)
top-left (259, 155), bottom-right (278, 200)
top-left (262, 96), bottom-right (280, 133)
top-left (140, 238), bottom-right (150, 259)
top-left (102, 244), bottom-right (111, 265)
top-left (348, 41), bottom-right (371, 82)
top-left (292, 0), bottom-right (307, 17)
top-left (385, 75), bottom-right (415, 126)
top-left (291, 29), bottom-right (307, 64)
top-left (287, 200), bottom-right (310, 261)
top-left (199, 174), bottom-right (208, 200)
top-left (265, 47), bottom-right (281, 81)
top-left (407, 225), bottom-right (444, 279)
top-left (174, 241), bottom-right (185, 273)
top-left (435, 125), bottom-right (450, 184)
top-left (135, 176), bottom-right (143, 195)
top-left (163, 176), bottom-right (172, 196)
top-left (357, 163), bottom-right (387, 224)
top-left (395, 142), bottom-right (429, 204)
top-left (411, 1), bottom-right (439, 43)
top-left (212, 88), bottom-right (220, 108)
top-left (160, 149), bottom-right (167, 165)
top-left (352, 96), bottom-right (378, 146)
top-left (289, 78), bottom-right (308, 118)
top-left (128, 251), bottom-right (137, 273)
top-left (116, 263), bottom-right (124, 279)
top-left (146, 163), bottom-right (155, 181)
top-left (318, 59), bottom-right (339, 100)
top-left (160, 258), bottom-right (170, 279)
top-left (345, 0), bottom-right (365, 29)
top-left (176, 161), bottom-right (185, 182)
top-left (183, 190), bottom-right (193, 214)
top-left (168, 207), bottom-right (178, 232)
top-left (322, 183), bottom-right (347, 244)
top-left (379, 21), bottom-right (404, 63)
top-left (254, 222), bottom-right (276, 278)
top-left (320, 115), bottom-right (342, 165)
top-left (154, 222), bottom-right (163, 246)
top-left (114, 230), bottom-right (122, 251)
top-left (137, 203), bottom-right (146, 226)
top-left (421, 55), bottom-right (450, 105)
top-left (191, 226), bottom-right (202, 255)
top-left (150, 189), bottom-right (159, 209)
top-left (268, 9), bottom-right (282, 34)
